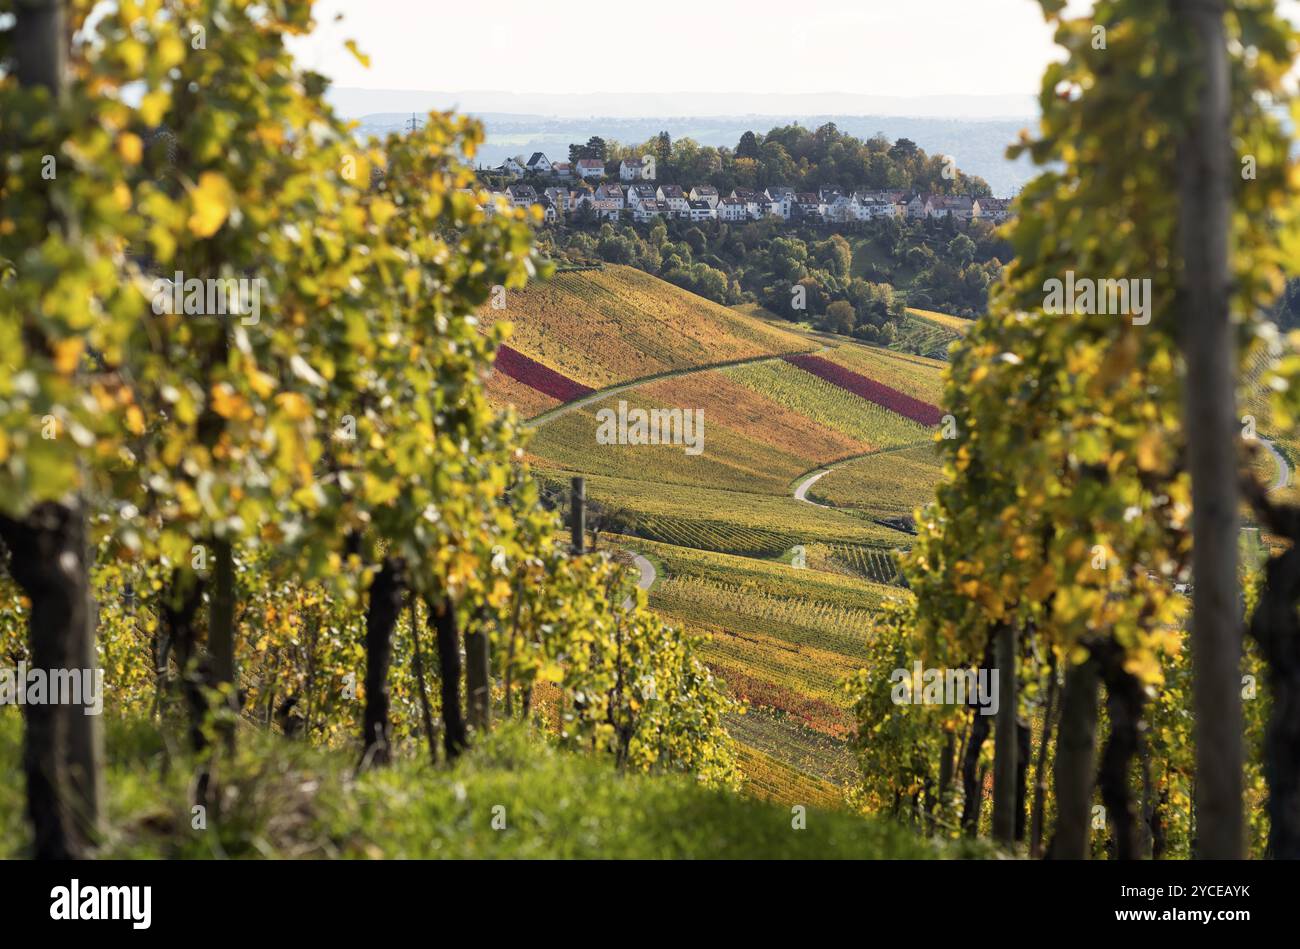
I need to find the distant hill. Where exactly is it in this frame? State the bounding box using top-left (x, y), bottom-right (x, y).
top-left (331, 90), bottom-right (1039, 196)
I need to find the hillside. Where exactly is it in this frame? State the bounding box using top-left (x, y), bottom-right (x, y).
top-left (483, 266), bottom-right (953, 799)
top-left (481, 264), bottom-right (811, 416)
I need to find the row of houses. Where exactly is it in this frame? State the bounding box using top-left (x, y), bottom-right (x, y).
top-left (494, 152), bottom-right (654, 182)
top-left (486, 180), bottom-right (1012, 226)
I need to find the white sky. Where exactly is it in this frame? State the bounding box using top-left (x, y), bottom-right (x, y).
top-left (291, 0), bottom-right (1300, 107)
top-left (292, 0), bottom-right (1093, 98)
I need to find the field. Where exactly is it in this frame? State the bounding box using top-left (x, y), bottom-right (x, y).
top-left (525, 367), bottom-right (875, 494)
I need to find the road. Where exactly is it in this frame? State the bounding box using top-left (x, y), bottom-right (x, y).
top-left (792, 468), bottom-right (833, 508)
top-left (1262, 437), bottom-right (1291, 491)
top-left (621, 552), bottom-right (657, 610)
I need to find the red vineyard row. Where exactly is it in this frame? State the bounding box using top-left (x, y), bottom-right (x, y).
top-left (493, 345), bottom-right (595, 402)
top-left (782, 353), bottom-right (943, 426)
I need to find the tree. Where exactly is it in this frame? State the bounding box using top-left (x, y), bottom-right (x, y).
top-left (1172, 0), bottom-right (1242, 860)
top-left (0, 0), bottom-right (111, 859)
top-left (823, 300), bottom-right (856, 335)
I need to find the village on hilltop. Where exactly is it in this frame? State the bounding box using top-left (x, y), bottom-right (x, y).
top-left (477, 151), bottom-right (1013, 227)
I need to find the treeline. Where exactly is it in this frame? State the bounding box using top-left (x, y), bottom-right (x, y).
top-left (538, 215), bottom-right (1007, 341)
top-left (847, 0), bottom-right (1300, 860)
top-left (575, 125), bottom-right (994, 197)
top-left (0, 0), bottom-right (736, 860)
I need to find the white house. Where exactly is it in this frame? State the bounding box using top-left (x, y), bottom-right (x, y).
top-left (687, 199), bottom-right (716, 222)
top-left (794, 192), bottom-right (822, 220)
top-left (656, 184), bottom-right (690, 215)
top-left (543, 187), bottom-right (573, 213)
top-left (550, 161), bottom-right (572, 179)
top-left (526, 152), bottom-right (552, 175)
top-left (930, 195), bottom-right (976, 221)
top-left (765, 186), bottom-right (795, 219)
top-left (625, 184), bottom-right (658, 210)
top-left (575, 158), bottom-right (605, 180)
top-left (595, 182), bottom-right (626, 209)
top-left (632, 199), bottom-right (668, 223)
top-left (620, 157), bottom-right (655, 181)
top-left (535, 196), bottom-right (558, 223)
top-left (506, 183), bottom-right (538, 208)
top-left (731, 189), bottom-right (765, 219)
top-left (500, 155), bottom-right (527, 177)
top-left (976, 196), bottom-right (1011, 223)
top-left (824, 194), bottom-right (856, 224)
top-left (689, 185), bottom-right (720, 208)
top-left (717, 197), bottom-right (747, 222)
top-left (906, 194), bottom-right (933, 219)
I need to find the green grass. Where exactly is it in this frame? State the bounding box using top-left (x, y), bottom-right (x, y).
top-left (0, 709), bottom-right (972, 859)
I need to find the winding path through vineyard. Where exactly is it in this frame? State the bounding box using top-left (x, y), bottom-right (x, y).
top-left (793, 469), bottom-right (833, 507)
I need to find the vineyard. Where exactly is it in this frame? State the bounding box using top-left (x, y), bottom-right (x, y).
top-left (886, 310), bottom-right (962, 359)
top-left (782, 354), bottom-right (946, 426)
top-left (904, 306), bottom-right (974, 336)
top-left (723, 359), bottom-right (933, 448)
top-left (820, 343), bottom-right (949, 407)
top-left (477, 265), bottom-right (810, 390)
top-left (499, 286), bottom-right (953, 792)
top-left (565, 474), bottom-right (911, 553)
top-left (809, 445), bottom-right (945, 519)
top-left (491, 344), bottom-right (594, 402)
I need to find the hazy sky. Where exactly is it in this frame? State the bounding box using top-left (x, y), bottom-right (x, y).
top-left (292, 0), bottom-right (1095, 98)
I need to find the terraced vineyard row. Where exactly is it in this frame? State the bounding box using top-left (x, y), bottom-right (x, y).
top-left (608, 534), bottom-right (905, 612)
top-left (493, 344), bottom-right (594, 402)
top-left (734, 743), bottom-right (846, 809)
top-left (655, 575), bottom-right (876, 656)
top-left (524, 371), bottom-right (873, 496)
top-left (632, 517), bottom-right (791, 557)
top-left (726, 707), bottom-right (861, 787)
top-left (904, 306), bottom-right (974, 335)
top-left (781, 353), bottom-right (945, 426)
top-left (699, 626), bottom-right (862, 727)
top-left (806, 544), bottom-right (902, 585)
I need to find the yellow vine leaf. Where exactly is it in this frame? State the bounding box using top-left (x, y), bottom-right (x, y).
top-left (187, 171), bottom-right (234, 238)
